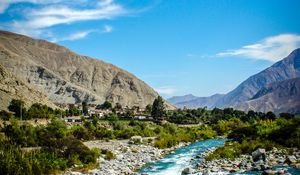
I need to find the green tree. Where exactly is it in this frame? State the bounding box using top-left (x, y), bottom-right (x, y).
top-left (8, 99), bottom-right (26, 119)
top-left (265, 111), bottom-right (276, 120)
top-left (82, 101), bottom-right (88, 116)
top-left (145, 104), bottom-right (152, 114)
top-left (151, 96), bottom-right (165, 122)
top-left (100, 101), bottom-right (112, 110)
top-left (114, 103), bottom-right (122, 110)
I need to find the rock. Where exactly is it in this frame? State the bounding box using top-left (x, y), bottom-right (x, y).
top-left (285, 155), bottom-right (297, 164)
top-left (0, 64), bottom-right (57, 109)
top-left (130, 136), bottom-right (143, 144)
top-left (277, 169), bottom-right (286, 174)
top-left (252, 148), bottom-right (266, 162)
top-left (252, 165), bottom-right (261, 171)
top-left (196, 155), bottom-right (202, 158)
top-left (262, 170), bottom-right (276, 175)
top-left (239, 161), bottom-right (247, 167)
top-left (211, 167), bottom-right (219, 172)
top-left (116, 154), bottom-right (124, 160)
top-left (261, 164), bottom-right (270, 170)
top-left (229, 168), bottom-right (238, 173)
top-left (181, 167), bottom-right (193, 174)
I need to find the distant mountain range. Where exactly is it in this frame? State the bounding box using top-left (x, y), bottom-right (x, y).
top-left (168, 48), bottom-right (300, 114)
top-left (0, 30), bottom-right (173, 110)
top-left (168, 94), bottom-right (224, 109)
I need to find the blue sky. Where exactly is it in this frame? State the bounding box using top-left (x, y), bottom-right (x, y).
top-left (1, 0), bottom-right (300, 98)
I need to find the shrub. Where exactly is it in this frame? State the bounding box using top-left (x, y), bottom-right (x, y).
top-left (102, 150), bottom-right (116, 160)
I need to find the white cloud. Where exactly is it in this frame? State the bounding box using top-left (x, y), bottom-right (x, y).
top-left (11, 2), bottom-right (125, 33)
top-left (217, 34), bottom-right (300, 62)
top-left (98, 0), bottom-right (113, 7)
top-left (1, 0), bottom-right (128, 40)
top-left (52, 30), bottom-right (95, 42)
top-left (155, 86), bottom-right (177, 95)
top-left (103, 25), bottom-right (113, 33)
top-left (0, 0), bottom-right (66, 13)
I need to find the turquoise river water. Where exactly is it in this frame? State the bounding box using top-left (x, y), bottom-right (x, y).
top-left (139, 138), bottom-right (300, 175)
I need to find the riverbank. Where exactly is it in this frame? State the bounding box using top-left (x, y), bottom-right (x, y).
top-left (65, 138), bottom-right (190, 175)
top-left (196, 147), bottom-right (300, 174)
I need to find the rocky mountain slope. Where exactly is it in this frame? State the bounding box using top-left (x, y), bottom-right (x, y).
top-left (168, 48), bottom-right (300, 114)
top-left (0, 64), bottom-right (56, 109)
top-left (235, 77), bottom-right (300, 114)
top-left (214, 48), bottom-right (300, 108)
top-left (0, 30), bottom-right (169, 109)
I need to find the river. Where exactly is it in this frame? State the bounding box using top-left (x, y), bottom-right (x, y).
top-left (139, 138), bottom-right (300, 175)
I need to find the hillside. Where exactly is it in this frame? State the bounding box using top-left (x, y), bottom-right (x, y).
top-left (169, 48), bottom-right (300, 113)
top-left (235, 77), bottom-right (300, 114)
top-left (0, 30), bottom-right (171, 109)
top-left (215, 48), bottom-right (300, 108)
top-left (0, 64), bottom-right (56, 109)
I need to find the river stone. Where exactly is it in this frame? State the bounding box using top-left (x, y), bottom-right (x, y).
top-left (277, 169), bottom-right (286, 174)
top-left (181, 167), bottom-right (193, 174)
top-left (286, 155), bottom-right (297, 164)
top-left (262, 170), bottom-right (276, 175)
top-left (252, 148), bottom-right (266, 162)
top-left (130, 136), bottom-right (143, 144)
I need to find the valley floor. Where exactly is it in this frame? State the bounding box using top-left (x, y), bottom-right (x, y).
top-left (65, 138), bottom-right (190, 175)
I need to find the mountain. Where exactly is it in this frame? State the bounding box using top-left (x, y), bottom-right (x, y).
top-left (235, 77), bottom-right (300, 114)
top-left (169, 48), bottom-right (300, 114)
top-left (0, 64), bottom-right (56, 109)
top-left (168, 94), bottom-right (198, 105)
top-left (168, 94), bottom-right (224, 109)
top-left (214, 48), bottom-right (300, 108)
top-left (0, 30), bottom-right (171, 109)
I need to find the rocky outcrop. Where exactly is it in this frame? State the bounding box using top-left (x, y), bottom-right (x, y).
top-left (0, 30), bottom-right (172, 109)
top-left (0, 64), bottom-right (56, 109)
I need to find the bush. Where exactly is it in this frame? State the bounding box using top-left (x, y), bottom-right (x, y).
top-left (0, 110), bottom-right (13, 120)
top-left (101, 149), bottom-right (116, 160)
top-left (0, 145), bottom-right (67, 175)
top-left (154, 133), bottom-right (178, 148)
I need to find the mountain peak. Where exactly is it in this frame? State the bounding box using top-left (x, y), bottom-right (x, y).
top-left (290, 48), bottom-right (300, 69)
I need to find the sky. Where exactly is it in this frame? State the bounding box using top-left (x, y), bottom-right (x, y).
top-left (1, 0), bottom-right (300, 98)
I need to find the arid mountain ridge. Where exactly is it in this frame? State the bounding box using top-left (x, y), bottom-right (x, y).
top-left (0, 30), bottom-right (172, 109)
top-left (168, 48), bottom-right (300, 114)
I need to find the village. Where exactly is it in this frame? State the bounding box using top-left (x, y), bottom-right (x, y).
top-left (54, 101), bottom-right (154, 124)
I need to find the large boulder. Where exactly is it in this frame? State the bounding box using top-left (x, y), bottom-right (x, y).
top-left (130, 136), bottom-right (143, 144)
top-left (181, 167), bottom-right (193, 174)
top-left (285, 155), bottom-right (297, 164)
top-left (252, 148), bottom-right (266, 162)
